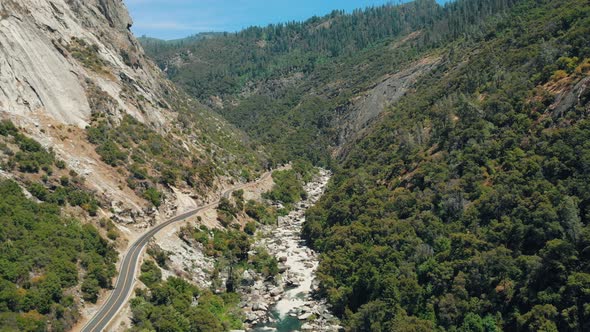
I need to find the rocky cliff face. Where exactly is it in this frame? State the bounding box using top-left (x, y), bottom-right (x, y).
top-left (0, 0), bottom-right (257, 223)
top-left (333, 56), bottom-right (441, 157)
top-left (0, 0), bottom-right (166, 127)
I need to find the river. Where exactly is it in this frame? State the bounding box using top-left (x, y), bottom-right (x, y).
top-left (240, 169), bottom-right (341, 332)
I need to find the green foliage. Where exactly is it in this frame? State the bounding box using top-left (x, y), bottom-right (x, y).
top-left (87, 120), bottom-right (127, 167)
top-left (250, 247), bottom-right (279, 278)
top-left (141, 0), bottom-right (521, 165)
top-left (187, 226), bottom-right (251, 263)
top-left (27, 179), bottom-right (99, 215)
top-left (244, 221), bottom-right (256, 235)
top-left (129, 277), bottom-right (243, 331)
top-left (294, 0), bottom-right (590, 330)
top-left (292, 159), bottom-right (317, 183)
top-left (263, 168), bottom-right (307, 205)
top-left (216, 210), bottom-right (235, 228)
top-left (245, 200), bottom-right (279, 225)
top-left (95, 140), bottom-right (127, 166)
top-left (142, 0), bottom-right (516, 99)
top-left (0, 120), bottom-right (18, 136)
top-left (232, 189), bottom-right (245, 210)
top-left (0, 124), bottom-right (56, 175)
top-left (67, 37), bottom-right (108, 74)
top-left (129, 164), bottom-right (148, 180)
top-left (142, 187), bottom-right (162, 207)
top-left (517, 305), bottom-right (559, 332)
top-left (218, 95), bottom-right (335, 165)
top-left (218, 197), bottom-right (239, 216)
top-left (106, 228), bottom-right (118, 241)
top-left (81, 278), bottom-right (100, 303)
top-left (0, 310), bottom-right (46, 332)
top-left (147, 246), bottom-right (170, 268)
top-left (140, 0), bottom-right (590, 330)
top-left (139, 261), bottom-right (162, 288)
top-left (216, 196), bottom-right (242, 227)
top-left (0, 180), bottom-right (116, 328)
top-left (86, 113), bottom-right (264, 203)
top-left (460, 313), bottom-right (499, 332)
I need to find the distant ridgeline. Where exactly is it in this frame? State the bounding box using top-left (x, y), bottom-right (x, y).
top-left (140, 0), bottom-right (521, 166)
top-left (142, 0), bottom-right (590, 330)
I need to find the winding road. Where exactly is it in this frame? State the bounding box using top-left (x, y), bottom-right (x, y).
top-left (81, 171), bottom-right (273, 332)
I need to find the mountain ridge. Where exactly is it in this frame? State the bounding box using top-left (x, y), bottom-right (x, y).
top-left (0, 0), bottom-right (264, 224)
top-left (139, 0), bottom-right (521, 165)
top-left (139, 0), bottom-right (590, 330)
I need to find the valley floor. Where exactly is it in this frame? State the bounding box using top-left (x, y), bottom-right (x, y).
top-left (76, 170), bottom-right (277, 331)
top-left (241, 169), bottom-right (341, 331)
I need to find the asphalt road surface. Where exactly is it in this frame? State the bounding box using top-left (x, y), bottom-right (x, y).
top-left (81, 171), bottom-right (272, 332)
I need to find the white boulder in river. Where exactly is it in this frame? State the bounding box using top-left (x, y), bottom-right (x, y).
top-left (241, 169), bottom-right (341, 331)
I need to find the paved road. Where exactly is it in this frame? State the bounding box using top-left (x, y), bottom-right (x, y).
top-left (81, 172), bottom-right (272, 332)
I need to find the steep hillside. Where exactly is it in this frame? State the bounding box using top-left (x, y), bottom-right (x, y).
top-left (141, 0), bottom-right (590, 330)
top-left (0, 120), bottom-right (119, 330)
top-left (0, 1), bottom-right (266, 330)
top-left (141, 0), bottom-right (520, 164)
top-left (301, 0), bottom-right (590, 330)
top-left (0, 0), bottom-right (264, 225)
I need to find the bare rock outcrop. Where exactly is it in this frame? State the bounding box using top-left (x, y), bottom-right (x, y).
top-left (334, 56), bottom-right (441, 156)
top-left (0, 0), bottom-right (233, 222)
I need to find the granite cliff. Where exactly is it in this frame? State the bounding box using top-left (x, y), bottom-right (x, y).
top-left (0, 0), bottom-right (262, 224)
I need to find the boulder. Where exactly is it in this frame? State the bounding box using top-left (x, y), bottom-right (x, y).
top-left (278, 264), bottom-right (288, 274)
top-left (241, 270), bottom-right (255, 286)
top-left (301, 323), bottom-right (315, 330)
top-left (270, 286), bottom-right (283, 296)
top-left (245, 312), bottom-right (258, 322)
top-left (252, 302), bottom-right (268, 311)
top-left (298, 312), bottom-right (313, 320)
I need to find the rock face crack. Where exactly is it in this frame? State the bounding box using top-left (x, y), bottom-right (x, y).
top-left (97, 0), bottom-right (132, 30)
top-left (49, 1), bottom-right (64, 17)
top-left (97, 0), bottom-right (115, 27)
top-left (22, 78), bottom-right (45, 108)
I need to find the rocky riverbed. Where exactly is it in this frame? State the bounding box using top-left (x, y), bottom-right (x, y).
top-left (239, 169), bottom-right (341, 331)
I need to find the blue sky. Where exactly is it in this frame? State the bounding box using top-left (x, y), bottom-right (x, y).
top-left (126, 0), bottom-right (448, 40)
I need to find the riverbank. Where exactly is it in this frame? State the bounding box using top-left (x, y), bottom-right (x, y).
top-left (239, 169), bottom-right (341, 331)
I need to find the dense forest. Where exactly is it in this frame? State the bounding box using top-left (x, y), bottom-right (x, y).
top-left (141, 0), bottom-right (519, 98)
top-left (143, 0), bottom-right (590, 330)
top-left (0, 123), bottom-right (117, 331)
top-left (300, 0), bottom-right (590, 330)
top-left (141, 0), bottom-right (522, 165)
top-left (129, 262), bottom-right (244, 332)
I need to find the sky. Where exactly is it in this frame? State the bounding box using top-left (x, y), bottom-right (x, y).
top-left (125, 0), bottom-right (448, 40)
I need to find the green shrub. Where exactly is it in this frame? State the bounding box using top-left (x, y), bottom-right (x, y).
top-left (143, 187), bottom-right (162, 207)
top-left (263, 169), bottom-right (305, 204)
top-left (0, 180), bottom-right (116, 323)
top-left (81, 278), bottom-right (100, 303)
top-left (251, 247), bottom-right (278, 277)
top-left (244, 221), bottom-right (256, 235)
top-left (139, 261), bottom-right (161, 288)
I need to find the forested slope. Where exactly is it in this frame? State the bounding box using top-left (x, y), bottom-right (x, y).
top-left (141, 0), bottom-right (590, 330)
top-left (301, 0), bottom-right (590, 330)
top-left (0, 0), bottom-right (267, 330)
top-left (0, 121), bottom-right (117, 331)
top-left (141, 0), bottom-right (520, 165)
